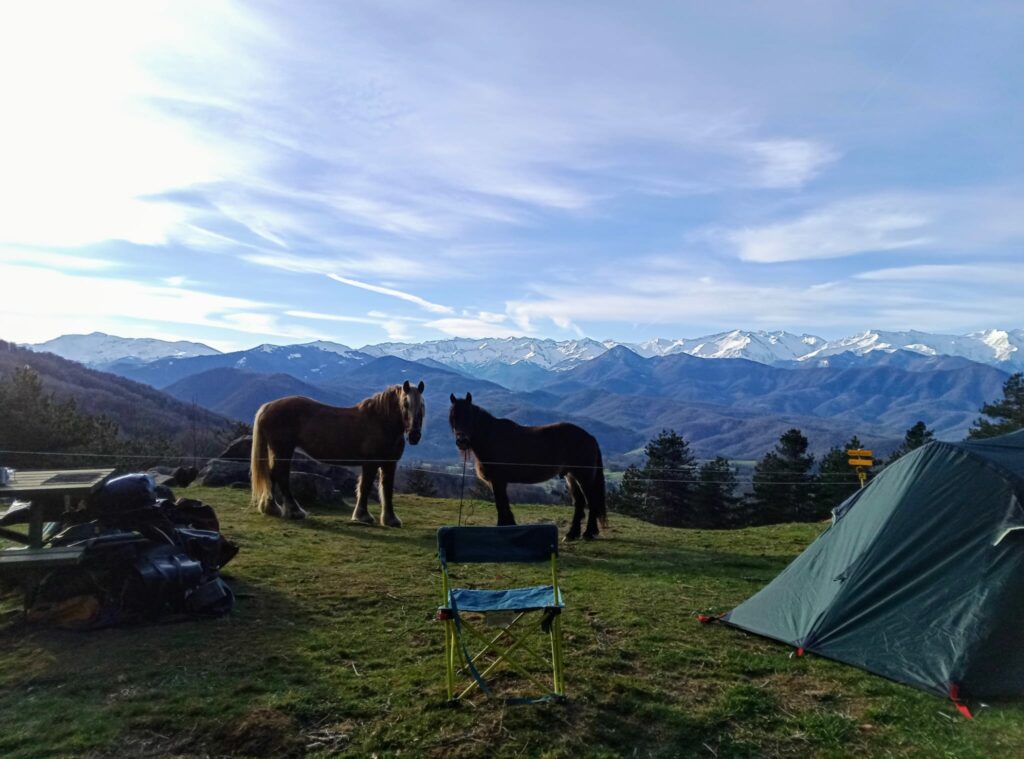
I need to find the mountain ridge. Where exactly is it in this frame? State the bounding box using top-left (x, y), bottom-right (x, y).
top-left (31, 329), bottom-right (1024, 373)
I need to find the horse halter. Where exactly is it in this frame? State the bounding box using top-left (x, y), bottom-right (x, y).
top-left (449, 393), bottom-right (474, 451)
top-left (402, 380), bottom-right (425, 445)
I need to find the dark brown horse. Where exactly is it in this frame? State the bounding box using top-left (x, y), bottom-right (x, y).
top-left (251, 381), bottom-right (425, 523)
top-left (448, 393), bottom-right (607, 540)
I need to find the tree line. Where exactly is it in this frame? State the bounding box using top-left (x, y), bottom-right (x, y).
top-left (610, 371), bottom-right (1024, 528)
top-left (0, 366), bottom-right (244, 470)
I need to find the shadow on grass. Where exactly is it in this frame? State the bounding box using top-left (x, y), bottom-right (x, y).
top-left (0, 574), bottom-right (379, 757)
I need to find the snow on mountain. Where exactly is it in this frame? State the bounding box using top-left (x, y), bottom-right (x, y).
top-left (31, 332), bottom-right (220, 366)
top-left (973, 329), bottom-right (1024, 364)
top-left (29, 328), bottom-right (1024, 377)
top-left (800, 329), bottom-right (1024, 369)
top-left (358, 337), bottom-right (608, 370)
top-left (301, 340), bottom-right (367, 360)
top-left (621, 330), bottom-right (826, 363)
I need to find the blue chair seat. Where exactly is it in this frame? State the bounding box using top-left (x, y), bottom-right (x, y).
top-left (448, 585), bottom-right (564, 613)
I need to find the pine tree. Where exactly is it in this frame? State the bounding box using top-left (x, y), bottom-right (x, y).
top-left (968, 373), bottom-right (1024, 439)
top-left (0, 366), bottom-right (123, 468)
top-left (692, 456), bottom-right (741, 527)
top-left (609, 430), bottom-right (698, 526)
top-left (748, 428), bottom-right (815, 524)
top-left (640, 430), bottom-right (698, 526)
top-left (609, 464), bottom-right (646, 518)
top-left (887, 421), bottom-right (935, 463)
top-left (816, 435), bottom-right (865, 516)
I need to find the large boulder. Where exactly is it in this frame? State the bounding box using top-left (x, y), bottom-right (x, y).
top-left (197, 458), bottom-right (250, 488)
top-left (290, 472), bottom-right (344, 508)
top-left (214, 436), bottom-right (357, 497)
top-left (217, 436), bottom-right (253, 463)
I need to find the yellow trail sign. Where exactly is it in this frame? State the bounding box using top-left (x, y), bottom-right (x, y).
top-left (848, 458), bottom-right (874, 467)
top-left (847, 449), bottom-right (873, 457)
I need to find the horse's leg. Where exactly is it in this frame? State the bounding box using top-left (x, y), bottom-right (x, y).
top-left (492, 481), bottom-right (516, 526)
top-left (351, 464), bottom-right (376, 525)
top-left (563, 473), bottom-right (586, 541)
top-left (378, 462), bottom-right (402, 527)
top-left (274, 450), bottom-right (306, 520)
top-left (581, 468), bottom-right (601, 539)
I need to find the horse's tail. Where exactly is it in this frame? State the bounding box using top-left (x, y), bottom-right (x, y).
top-left (250, 402), bottom-right (275, 514)
top-left (591, 438), bottom-right (608, 528)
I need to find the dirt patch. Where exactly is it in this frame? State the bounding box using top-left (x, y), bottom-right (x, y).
top-left (215, 707), bottom-right (303, 758)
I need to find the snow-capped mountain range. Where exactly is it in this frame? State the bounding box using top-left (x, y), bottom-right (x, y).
top-left (26, 328), bottom-right (1024, 372)
top-left (31, 332), bottom-right (220, 365)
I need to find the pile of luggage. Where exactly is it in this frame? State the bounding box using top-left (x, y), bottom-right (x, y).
top-left (27, 474), bottom-right (239, 629)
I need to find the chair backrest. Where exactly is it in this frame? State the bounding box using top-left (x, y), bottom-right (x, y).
top-left (437, 524), bottom-right (559, 565)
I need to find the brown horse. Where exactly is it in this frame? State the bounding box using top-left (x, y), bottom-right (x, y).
top-left (448, 392), bottom-right (607, 540)
top-left (251, 381), bottom-right (425, 524)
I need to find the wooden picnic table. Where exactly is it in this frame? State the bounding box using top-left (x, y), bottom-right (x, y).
top-left (0, 468), bottom-right (115, 549)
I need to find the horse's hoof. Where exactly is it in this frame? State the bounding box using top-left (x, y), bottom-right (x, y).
top-left (582, 532), bottom-right (598, 541)
top-left (562, 533), bottom-right (580, 543)
top-left (263, 502), bottom-right (284, 518)
top-left (351, 512), bottom-right (375, 525)
top-left (288, 507), bottom-right (308, 520)
top-left (382, 515), bottom-right (403, 528)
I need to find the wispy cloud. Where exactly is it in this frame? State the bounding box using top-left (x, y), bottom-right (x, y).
top-left (242, 250), bottom-right (434, 281)
top-left (285, 308), bottom-right (421, 340)
top-left (505, 260), bottom-right (1024, 335)
top-left (725, 197), bottom-right (933, 263)
top-left (0, 248), bottom-right (118, 271)
top-left (0, 262), bottom-right (325, 346)
top-left (327, 274), bottom-right (453, 314)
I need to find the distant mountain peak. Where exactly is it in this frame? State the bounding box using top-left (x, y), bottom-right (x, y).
top-left (32, 332), bottom-right (221, 366)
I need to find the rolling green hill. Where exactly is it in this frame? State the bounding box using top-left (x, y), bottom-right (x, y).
top-left (2, 491), bottom-right (1022, 758)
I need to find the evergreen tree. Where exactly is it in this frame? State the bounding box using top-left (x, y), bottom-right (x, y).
top-left (968, 373), bottom-right (1024, 439)
top-left (609, 430), bottom-right (698, 526)
top-left (640, 429), bottom-right (698, 526)
top-left (0, 366), bottom-right (122, 468)
top-left (748, 428), bottom-right (815, 524)
top-left (816, 435), bottom-right (865, 516)
top-left (609, 464), bottom-right (646, 518)
top-left (693, 456), bottom-right (741, 527)
top-left (887, 421), bottom-right (935, 463)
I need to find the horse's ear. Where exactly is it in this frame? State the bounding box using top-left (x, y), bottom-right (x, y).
top-left (450, 393), bottom-right (457, 404)
top-left (403, 379), bottom-right (411, 392)
top-left (417, 380), bottom-right (425, 393)
top-left (466, 392), bottom-right (472, 403)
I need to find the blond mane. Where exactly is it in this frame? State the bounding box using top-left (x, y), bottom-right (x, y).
top-left (356, 384), bottom-right (402, 421)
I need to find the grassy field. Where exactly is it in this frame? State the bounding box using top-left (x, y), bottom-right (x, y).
top-left (2, 488), bottom-right (1024, 758)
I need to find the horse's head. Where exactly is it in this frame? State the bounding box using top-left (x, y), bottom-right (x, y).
top-left (449, 392), bottom-right (476, 451)
top-left (400, 380), bottom-right (426, 445)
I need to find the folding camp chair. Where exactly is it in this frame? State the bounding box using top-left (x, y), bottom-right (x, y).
top-left (436, 524), bottom-right (566, 704)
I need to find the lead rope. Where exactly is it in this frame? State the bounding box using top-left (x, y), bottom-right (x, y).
top-left (457, 453), bottom-right (469, 526)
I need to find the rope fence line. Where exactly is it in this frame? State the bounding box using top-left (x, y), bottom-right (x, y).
top-left (0, 448), bottom-right (876, 480)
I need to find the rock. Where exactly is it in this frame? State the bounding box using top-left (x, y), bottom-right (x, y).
top-left (216, 437), bottom-right (356, 496)
top-left (197, 458), bottom-right (348, 509)
top-left (290, 472), bottom-right (343, 507)
top-left (172, 465), bottom-right (198, 488)
top-left (217, 436), bottom-right (252, 463)
top-left (198, 458), bottom-right (251, 487)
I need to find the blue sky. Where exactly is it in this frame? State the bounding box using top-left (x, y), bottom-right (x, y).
top-left (1, 1), bottom-right (1022, 351)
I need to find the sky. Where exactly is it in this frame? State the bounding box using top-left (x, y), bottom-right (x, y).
top-left (1, 1), bottom-right (1022, 351)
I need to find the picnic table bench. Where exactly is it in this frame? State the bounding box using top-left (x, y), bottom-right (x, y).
top-left (0, 469), bottom-right (115, 604)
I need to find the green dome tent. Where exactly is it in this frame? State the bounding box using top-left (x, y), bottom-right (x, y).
top-left (723, 429), bottom-right (1024, 708)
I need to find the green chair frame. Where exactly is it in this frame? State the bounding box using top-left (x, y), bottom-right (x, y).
top-left (437, 525), bottom-right (566, 704)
